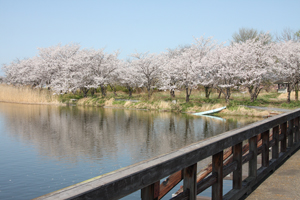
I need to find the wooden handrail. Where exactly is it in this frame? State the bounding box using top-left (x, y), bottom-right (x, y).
top-left (34, 109), bottom-right (300, 200)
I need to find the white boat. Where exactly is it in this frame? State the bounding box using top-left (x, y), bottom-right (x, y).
top-left (192, 106), bottom-right (226, 116)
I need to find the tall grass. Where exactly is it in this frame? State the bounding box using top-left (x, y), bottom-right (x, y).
top-left (0, 84), bottom-right (59, 104)
top-left (219, 106), bottom-right (270, 117)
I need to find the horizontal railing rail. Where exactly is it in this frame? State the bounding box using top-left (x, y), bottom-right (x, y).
top-left (34, 108), bottom-right (300, 200)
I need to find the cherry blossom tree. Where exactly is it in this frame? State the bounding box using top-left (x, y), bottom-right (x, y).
top-left (192, 36), bottom-right (220, 99)
top-left (4, 35), bottom-right (298, 104)
top-left (64, 48), bottom-right (120, 97)
top-left (272, 40), bottom-right (300, 103)
top-left (35, 44), bottom-right (120, 97)
top-left (159, 45), bottom-right (193, 98)
top-left (119, 60), bottom-right (142, 97)
top-left (172, 47), bottom-right (199, 102)
top-left (130, 52), bottom-right (162, 98)
top-left (38, 43), bottom-right (81, 92)
top-left (204, 45), bottom-right (239, 103)
top-left (63, 48), bottom-right (99, 96)
top-left (159, 50), bottom-right (181, 98)
top-left (95, 51), bottom-right (120, 97)
top-left (169, 36), bottom-right (219, 102)
top-left (3, 56), bottom-right (44, 88)
top-left (3, 58), bottom-right (28, 86)
top-left (235, 34), bottom-right (274, 102)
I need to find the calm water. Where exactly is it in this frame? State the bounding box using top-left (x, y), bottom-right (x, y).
top-left (0, 103), bottom-right (260, 200)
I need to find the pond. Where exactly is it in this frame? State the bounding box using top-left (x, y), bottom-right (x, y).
top-left (0, 103), bottom-right (260, 199)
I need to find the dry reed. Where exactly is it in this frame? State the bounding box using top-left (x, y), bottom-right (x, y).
top-left (220, 106), bottom-right (270, 117)
top-left (104, 98), bottom-right (115, 106)
top-left (278, 92), bottom-right (296, 100)
top-left (0, 84), bottom-right (59, 104)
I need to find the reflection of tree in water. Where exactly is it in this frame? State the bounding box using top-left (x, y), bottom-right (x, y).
top-left (0, 103), bottom-right (259, 165)
top-left (169, 115), bottom-right (175, 132)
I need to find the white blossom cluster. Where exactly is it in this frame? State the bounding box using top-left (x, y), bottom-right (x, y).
top-left (2, 35), bottom-right (300, 102)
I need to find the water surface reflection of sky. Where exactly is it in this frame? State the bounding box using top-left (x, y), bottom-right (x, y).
top-left (0, 103), bottom-right (260, 199)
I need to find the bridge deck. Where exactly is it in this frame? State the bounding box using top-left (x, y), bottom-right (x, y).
top-left (246, 149), bottom-right (300, 200)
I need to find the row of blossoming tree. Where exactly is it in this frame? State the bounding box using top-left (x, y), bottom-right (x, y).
top-left (2, 34), bottom-right (300, 103)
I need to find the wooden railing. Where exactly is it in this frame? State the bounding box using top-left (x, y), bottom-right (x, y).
top-left (34, 108), bottom-right (300, 200)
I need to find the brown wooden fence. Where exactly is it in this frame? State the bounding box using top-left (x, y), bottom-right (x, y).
top-left (34, 108), bottom-right (300, 200)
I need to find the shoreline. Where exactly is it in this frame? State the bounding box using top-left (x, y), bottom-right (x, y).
top-left (0, 98), bottom-right (276, 118)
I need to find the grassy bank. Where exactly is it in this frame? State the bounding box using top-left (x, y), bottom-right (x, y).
top-left (74, 96), bottom-right (272, 117)
top-left (1, 84), bottom-right (299, 117)
top-left (62, 89), bottom-right (300, 117)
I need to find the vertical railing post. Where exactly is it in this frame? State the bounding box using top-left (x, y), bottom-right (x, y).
top-left (141, 181), bottom-right (160, 200)
top-left (212, 151), bottom-right (223, 200)
top-left (233, 142), bottom-right (242, 189)
top-left (261, 130), bottom-right (269, 167)
top-left (295, 117), bottom-right (300, 143)
top-left (249, 136), bottom-right (257, 177)
top-left (272, 126), bottom-right (279, 159)
top-left (183, 163), bottom-right (197, 200)
top-left (288, 120), bottom-right (294, 148)
top-left (280, 122), bottom-right (287, 152)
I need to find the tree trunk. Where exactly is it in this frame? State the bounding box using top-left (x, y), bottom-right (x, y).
top-left (147, 87), bottom-right (151, 99)
top-left (109, 84), bottom-right (118, 96)
top-left (205, 86), bottom-right (211, 99)
top-left (170, 90), bottom-right (175, 98)
top-left (225, 88), bottom-right (231, 103)
top-left (250, 94), bottom-right (254, 102)
top-left (90, 88), bottom-right (95, 97)
top-left (185, 87), bottom-right (191, 103)
top-left (218, 90), bottom-right (222, 99)
top-left (295, 82), bottom-right (299, 101)
top-left (127, 86), bottom-right (133, 97)
top-left (248, 86), bottom-right (254, 102)
top-left (218, 88), bottom-right (230, 103)
top-left (287, 84), bottom-right (291, 103)
top-left (248, 85), bottom-right (262, 102)
top-left (100, 85), bottom-right (106, 97)
top-left (81, 88), bottom-right (89, 98)
top-left (254, 86), bottom-right (263, 101)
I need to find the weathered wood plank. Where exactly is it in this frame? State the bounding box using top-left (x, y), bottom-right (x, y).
top-left (249, 136), bottom-right (257, 177)
top-left (196, 160), bottom-right (239, 196)
top-left (197, 173), bottom-right (217, 194)
top-left (212, 151), bottom-right (223, 200)
top-left (261, 130), bottom-right (269, 167)
top-left (183, 163), bottom-right (197, 200)
top-left (280, 122), bottom-right (287, 152)
top-left (233, 142), bottom-right (242, 189)
top-left (295, 117), bottom-right (299, 143)
top-left (175, 145), bottom-right (243, 196)
top-left (224, 161), bottom-right (238, 177)
top-left (243, 151), bottom-right (254, 164)
top-left (272, 126), bottom-right (279, 159)
top-left (288, 119), bottom-right (294, 147)
top-left (158, 170), bottom-right (182, 199)
top-left (224, 141), bottom-right (300, 200)
top-left (141, 181), bottom-right (160, 200)
top-left (279, 132), bottom-right (285, 141)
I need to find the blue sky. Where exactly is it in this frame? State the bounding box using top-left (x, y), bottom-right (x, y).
top-left (0, 0), bottom-right (299, 75)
